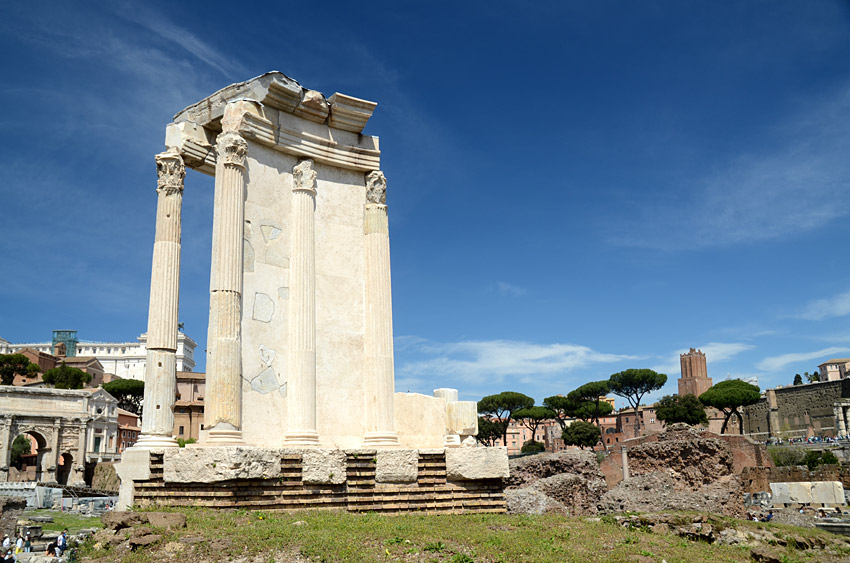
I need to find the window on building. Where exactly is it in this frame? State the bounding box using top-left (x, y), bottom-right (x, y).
top-left (649, 418), bottom-right (655, 424)
top-left (179, 426), bottom-right (185, 436)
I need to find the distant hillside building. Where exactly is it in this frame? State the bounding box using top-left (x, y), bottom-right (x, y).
top-left (818, 359), bottom-right (850, 382)
top-left (0, 329), bottom-right (197, 381)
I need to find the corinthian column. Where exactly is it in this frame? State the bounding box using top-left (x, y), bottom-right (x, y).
top-left (204, 130), bottom-right (248, 444)
top-left (137, 150), bottom-right (184, 449)
top-left (363, 171), bottom-right (399, 446)
top-left (285, 159), bottom-right (320, 445)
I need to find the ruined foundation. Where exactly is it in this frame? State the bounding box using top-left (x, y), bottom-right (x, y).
top-left (118, 447), bottom-right (508, 513)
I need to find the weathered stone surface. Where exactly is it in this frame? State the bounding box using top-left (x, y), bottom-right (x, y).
top-left (146, 512), bottom-right (187, 530)
top-left (251, 367), bottom-right (280, 394)
top-left (163, 447), bottom-right (281, 483)
top-left (115, 448), bottom-right (152, 509)
top-left (375, 450), bottom-right (418, 483)
top-left (504, 450), bottom-right (607, 516)
top-left (0, 496), bottom-right (26, 538)
top-left (505, 450), bottom-right (601, 488)
top-left (445, 447), bottom-right (509, 480)
top-left (505, 488), bottom-right (565, 515)
top-left (102, 511), bottom-right (145, 531)
top-left (812, 481), bottom-right (844, 504)
top-left (300, 449), bottom-right (347, 484)
top-left (530, 473), bottom-right (607, 516)
top-left (252, 293), bottom-right (275, 322)
top-left (598, 471), bottom-right (746, 517)
top-left (259, 345), bottom-right (275, 365)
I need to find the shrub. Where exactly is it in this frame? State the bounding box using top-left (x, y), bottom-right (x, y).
top-left (520, 440), bottom-right (545, 454)
top-left (767, 446), bottom-right (805, 467)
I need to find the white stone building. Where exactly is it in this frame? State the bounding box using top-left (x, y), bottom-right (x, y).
top-left (0, 332), bottom-right (197, 381)
top-left (0, 386), bottom-right (120, 485)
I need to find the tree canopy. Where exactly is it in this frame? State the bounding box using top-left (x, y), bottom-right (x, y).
top-left (103, 379), bottom-right (145, 415)
top-left (654, 394), bottom-right (708, 426)
top-left (699, 379), bottom-right (760, 434)
top-left (42, 363), bottom-right (92, 389)
top-left (543, 395), bottom-right (576, 429)
top-left (803, 371), bottom-right (819, 383)
top-left (608, 369), bottom-right (667, 433)
top-left (513, 406), bottom-right (555, 447)
top-left (562, 421), bottom-right (601, 449)
top-left (478, 391), bottom-right (534, 446)
top-left (475, 416), bottom-right (503, 447)
top-left (793, 374), bottom-right (803, 386)
top-left (567, 380), bottom-right (611, 426)
top-left (0, 353), bottom-right (41, 385)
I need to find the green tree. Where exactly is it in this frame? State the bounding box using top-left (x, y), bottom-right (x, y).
top-left (42, 363), bottom-right (92, 389)
top-left (102, 379), bottom-right (145, 415)
top-left (567, 381), bottom-right (611, 426)
top-left (562, 421), bottom-right (601, 450)
top-left (475, 416), bottom-right (503, 447)
top-left (803, 371), bottom-right (819, 383)
top-left (543, 395), bottom-right (578, 429)
top-left (477, 391), bottom-right (534, 446)
top-left (608, 369), bottom-right (667, 434)
top-left (767, 446), bottom-right (805, 467)
top-left (802, 450), bottom-right (839, 470)
top-left (10, 435), bottom-right (31, 469)
top-left (0, 353), bottom-right (41, 385)
top-left (793, 374), bottom-right (803, 386)
top-left (699, 379), bottom-right (761, 434)
top-left (513, 406), bottom-right (555, 447)
top-left (654, 394), bottom-right (708, 426)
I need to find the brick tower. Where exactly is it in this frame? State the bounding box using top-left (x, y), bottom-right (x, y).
top-left (678, 348), bottom-right (713, 397)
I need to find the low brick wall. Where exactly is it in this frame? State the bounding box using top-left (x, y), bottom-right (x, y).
top-left (132, 451), bottom-right (506, 514)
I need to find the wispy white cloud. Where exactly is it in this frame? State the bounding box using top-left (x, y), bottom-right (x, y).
top-left (756, 346), bottom-right (850, 372)
top-left (609, 83), bottom-right (850, 250)
top-left (396, 338), bottom-right (638, 385)
top-left (495, 281), bottom-right (527, 297)
top-left (652, 342), bottom-right (755, 375)
top-left (796, 289), bottom-right (850, 320)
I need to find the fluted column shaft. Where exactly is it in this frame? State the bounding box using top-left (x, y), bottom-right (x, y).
top-left (137, 151), bottom-right (184, 449)
top-left (286, 159), bottom-right (320, 445)
top-left (204, 132), bottom-right (248, 444)
top-left (363, 171), bottom-right (399, 446)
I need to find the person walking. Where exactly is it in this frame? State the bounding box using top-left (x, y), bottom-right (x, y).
top-left (23, 534), bottom-right (31, 553)
top-left (56, 529), bottom-right (68, 557)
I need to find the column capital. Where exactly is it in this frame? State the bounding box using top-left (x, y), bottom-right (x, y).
top-left (366, 170), bottom-right (386, 204)
top-left (293, 159), bottom-right (317, 194)
top-left (155, 151), bottom-right (185, 195)
top-left (218, 132), bottom-right (248, 168)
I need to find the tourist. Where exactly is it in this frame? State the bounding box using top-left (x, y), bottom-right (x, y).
top-left (0, 548), bottom-right (14, 563)
top-left (23, 535), bottom-right (30, 553)
top-left (0, 536), bottom-right (8, 550)
top-left (45, 541), bottom-right (57, 557)
top-left (14, 534), bottom-right (22, 555)
top-left (765, 510), bottom-right (774, 522)
top-left (56, 529), bottom-right (68, 556)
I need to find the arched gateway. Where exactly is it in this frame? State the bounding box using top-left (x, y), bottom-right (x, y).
top-left (0, 387), bottom-right (118, 486)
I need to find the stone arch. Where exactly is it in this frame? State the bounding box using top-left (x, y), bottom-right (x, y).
top-left (57, 452), bottom-right (73, 485)
top-left (8, 428), bottom-right (49, 482)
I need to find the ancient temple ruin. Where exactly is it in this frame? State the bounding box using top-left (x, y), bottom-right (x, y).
top-left (117, 72), bottom-right (508, 512)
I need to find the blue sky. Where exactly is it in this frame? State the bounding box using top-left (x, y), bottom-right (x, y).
top-left (2, 1), bottom-right (850, 408)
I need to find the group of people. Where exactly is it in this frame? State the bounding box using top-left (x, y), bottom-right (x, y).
top-left (1, 532), bottom-right (31, 560)
top-left (1, 529), bottom-right (68, 561)
top-left (746, 510), bottom-right (774, 522)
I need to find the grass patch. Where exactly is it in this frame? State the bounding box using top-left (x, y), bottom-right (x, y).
top-left (78, 508), bottom-right (849, 563)
top-left (22, 509), bottom-right (103, 534)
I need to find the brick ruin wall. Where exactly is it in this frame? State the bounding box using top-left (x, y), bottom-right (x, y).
top-left (743, 379), bottom-right (850, 440)
top-left (133, 452), bottom-right (506, 514)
